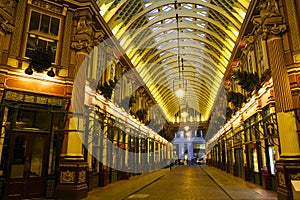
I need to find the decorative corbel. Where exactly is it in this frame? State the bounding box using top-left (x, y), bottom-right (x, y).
top-left (0, 20), bottom-right (14, 34)
top-left (261, 23), bottom-right (287, 40)
top-left (244, 35), bottom-right (255, 45)
top-left (75, 16), bottom-right (94, 36)
top-left (270, 24), bottom-right (287, 35)
top-left (259, 0), bottom-right (281, 20)
top-left (262, 27), bottom-right (269, 40)
top-left (93, 30), bottom-right (105, 46)
top-left (71, 40), bottom-right (93, 53)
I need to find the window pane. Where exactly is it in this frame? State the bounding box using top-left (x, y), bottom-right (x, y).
top-left (11, 136), bottom-right (27, 178)
top-left (47, 40), bottom-right (57, 62)
top-left (35, 110), bottom-right (50, 130)
top-left (13, 136), bottom-right (27, 164)
top-left (41, 14), bottom-right (50, 33)
top-left (37, 39), bottom-right (47, 50)
top-left (50, 17), bottom-right (60, 36)
top-left (29, 136), bottom-right (44, 177)
top-left (29, 11), bottom-right (40, 31)
top-left (16, 109), bottom-right (35, 128)
top-left (25, 36), bottom-right (37, 57)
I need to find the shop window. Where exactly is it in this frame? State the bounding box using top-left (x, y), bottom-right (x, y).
top-left (29, 136), bottom-right (45, 177)
top-left (252, 148), bottom-right (259, 172)
top-left (6, 106), bottom-right (51, 130)
top-left (16, 109), bottom-right (50, 130)
top-left (25, 10), bottom-right (60, 63)
top-left (268, 146), bottom-right (276, 175)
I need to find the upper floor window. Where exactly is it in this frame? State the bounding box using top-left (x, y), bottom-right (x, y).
top-left (25, 11), bottom-right (60, 63)
top-left (255, 38), bottom-right (264, 75)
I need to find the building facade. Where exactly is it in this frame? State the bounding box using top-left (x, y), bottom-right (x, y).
top-left (172, 129), bottom-right (205, 163)
top-left (206, 0), bottom-right (300, 199)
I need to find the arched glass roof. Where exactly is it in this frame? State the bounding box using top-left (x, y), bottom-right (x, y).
top-left (97, 0), bottom-right (250, 121)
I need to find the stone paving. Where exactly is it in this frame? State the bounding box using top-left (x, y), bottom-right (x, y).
top-left (84, 165), bottom-right (278, 200)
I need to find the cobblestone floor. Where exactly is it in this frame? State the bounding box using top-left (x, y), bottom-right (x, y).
top-left (85, 165), bottom-right (277, 200)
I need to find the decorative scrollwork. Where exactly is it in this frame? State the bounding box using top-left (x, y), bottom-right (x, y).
top-left (71, 16), bottom-right (105, 53)
top-left (75, 16), bottom-right (94, 36)
top-left (71, 40), bottom-right (93, 53)
top-left (0, 20), bottom-right (14, 33)
top-left (270, 24), bottom-right (287, 35)
top-left (259, 0), bottom-right (281, 20)
top-left (0, 14), bottom-right (14, 34)
top-left (261, 24), bottom-right (287, 40)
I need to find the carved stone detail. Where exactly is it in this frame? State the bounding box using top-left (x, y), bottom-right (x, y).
top-left (291, 173), bottom-right (300, 180)
top-left (61, 170), bottom-right (75, 183)
top-left (252, 0), bottom-right (286, 41)
top-left (94, 31), bottom-right (105, 46)
top-left (270, 24), bottom-right (287, 35)
top-left (0, 19), bottom-right (13, 34)
top-left (71, 39), bottom-right (93, 53)
top-left (75, 16), bottom-right (94, 36)
top-left (71, 15), bottom-right (105, 53)
top-left (0, 0), bottom-right (15, 14)
top-left (261, 24), bottom-right (287, 40)
top-left (258, 0), bottom-right (280, 20)
top-left (278, 171), bottom-right (286, 187)
top-left (78, 170), bottom-right (86, 183)
top-left (31, 0), bottom-right (63, 14)
top-left (244, 35), bottom-right (255, 44)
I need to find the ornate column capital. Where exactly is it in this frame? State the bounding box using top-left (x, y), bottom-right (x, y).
top-left (0, 20), bottom-right (13, 34)
top-left (0, 14), bottom-right (14, 34)
top-left (244, 35), bottom-right (255, 45)
top-left (71, 16), bottom-right (105, 53)
top-left (252, 0), bottom-right (287, 40)
top-left (261, 23), bottom-right (287, 40)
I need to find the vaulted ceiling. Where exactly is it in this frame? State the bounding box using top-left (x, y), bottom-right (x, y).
top-left (96, 0), bottom-right (250, 121)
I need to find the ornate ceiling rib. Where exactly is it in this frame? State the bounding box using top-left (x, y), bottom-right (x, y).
top-left (97, 0), bottom-right (250, 121)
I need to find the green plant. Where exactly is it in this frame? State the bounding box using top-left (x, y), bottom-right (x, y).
top-left (135, 109), bottom-right (147, 122)
top-left (232, 70), bottom-right (260, 93)
top-left (28, 46), bottom-right (54, 73)
top-left (97, 79), bottom-right (116, 99)
top-left (226, 91), bottom-right (245, 111)
top-left (226, 106), bottom-right (233, 120)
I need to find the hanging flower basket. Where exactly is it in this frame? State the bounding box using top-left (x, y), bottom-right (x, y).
top-left (28, 47), bottom-right (54, 73)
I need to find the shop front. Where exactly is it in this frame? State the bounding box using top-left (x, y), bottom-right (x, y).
top-left (0, 90), bottom-right (68, 199)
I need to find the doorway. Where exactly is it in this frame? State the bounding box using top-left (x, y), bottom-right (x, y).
top-left (6, 133), bottom-right (48, 200)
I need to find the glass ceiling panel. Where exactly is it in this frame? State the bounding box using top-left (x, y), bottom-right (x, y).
top-left (98, 0), bottom-right (250, 121)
